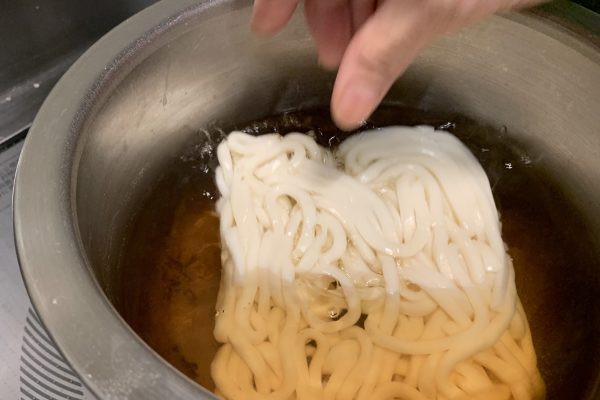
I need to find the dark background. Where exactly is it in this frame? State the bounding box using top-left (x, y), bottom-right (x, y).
top-left (575, 0), bottom-right (599, 11)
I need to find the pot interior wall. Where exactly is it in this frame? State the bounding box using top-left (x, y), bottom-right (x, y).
top-left (72, 4), bottom-right (600, 399)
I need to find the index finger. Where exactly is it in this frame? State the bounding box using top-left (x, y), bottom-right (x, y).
top-left (252, 0), bottom-right (300, 35)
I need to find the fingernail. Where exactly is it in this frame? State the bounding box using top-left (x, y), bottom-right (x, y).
top-left (333, 81), bottom-right (379, 131)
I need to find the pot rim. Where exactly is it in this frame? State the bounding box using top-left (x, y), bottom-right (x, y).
top-left (13, 0), bottom-right (600, 399)
top-left (14, 1), bottom-right (243, 398)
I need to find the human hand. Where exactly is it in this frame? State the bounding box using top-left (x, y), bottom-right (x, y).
top-left (252, 0), bottom-right (547, 130)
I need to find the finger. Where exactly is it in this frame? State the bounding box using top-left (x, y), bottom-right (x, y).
top-left (305, 0), bottom-right (353, 69)
top-left (331, 0), bottom-right (470, 130)
top-left (350, 0), bottom-right (377, 33)
top-left (251, 0), bottom-right (300, 36)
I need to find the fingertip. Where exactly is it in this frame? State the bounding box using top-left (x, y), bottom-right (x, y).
top-left (318, 53), bottom-right (342, 70)
top-left (331, 80), bottom-right (381, 131)
top-left (251, 0), bottom-right (299, 36)
top-left (330, 1), bottom-right (427, 131)
top-left (250, 19), bottom-right (279, 36)
top-left (331, 115), bottom-right (363, 132)
top-left (250, 12), bottom-right (281, 36)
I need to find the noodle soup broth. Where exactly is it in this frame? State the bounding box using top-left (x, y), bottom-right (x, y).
top-left (118, 107), bottom-right (600, 400)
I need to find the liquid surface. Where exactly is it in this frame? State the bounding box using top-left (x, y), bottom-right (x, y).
top-left (119, 107), bottom-right (600, 399)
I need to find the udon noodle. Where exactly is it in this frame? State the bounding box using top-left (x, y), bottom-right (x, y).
top-left (211, 126), bottom-right (545, 400)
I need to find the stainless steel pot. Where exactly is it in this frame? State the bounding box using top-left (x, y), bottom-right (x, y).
top-left (14, 0), bottom-right (600, 399)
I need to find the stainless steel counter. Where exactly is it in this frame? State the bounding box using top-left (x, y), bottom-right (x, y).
top-left (0, 0), bottom-right (160, 141)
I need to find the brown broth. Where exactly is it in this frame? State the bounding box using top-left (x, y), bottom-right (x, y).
top-left (118, 106), bottom-right (600, 399)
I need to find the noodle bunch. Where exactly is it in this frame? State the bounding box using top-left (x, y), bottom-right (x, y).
top-left (211, 126), bottom-right (544, 400)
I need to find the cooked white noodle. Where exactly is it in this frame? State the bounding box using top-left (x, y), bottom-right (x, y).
top-left (211, 126), bottom-right (545, 400)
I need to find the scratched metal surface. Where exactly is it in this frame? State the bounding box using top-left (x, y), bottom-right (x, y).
top-left (1, 1), bottom-right (161, 397)
top-left (0, 139), bottom-right (96, 400)
top-left (0, 0), bottom-right (159, 142)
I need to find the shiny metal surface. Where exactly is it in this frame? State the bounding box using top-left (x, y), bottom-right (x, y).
top-left (13, 0), bottom-right (600, 399)
top-left (0, 0), bottom-right (159, 140)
